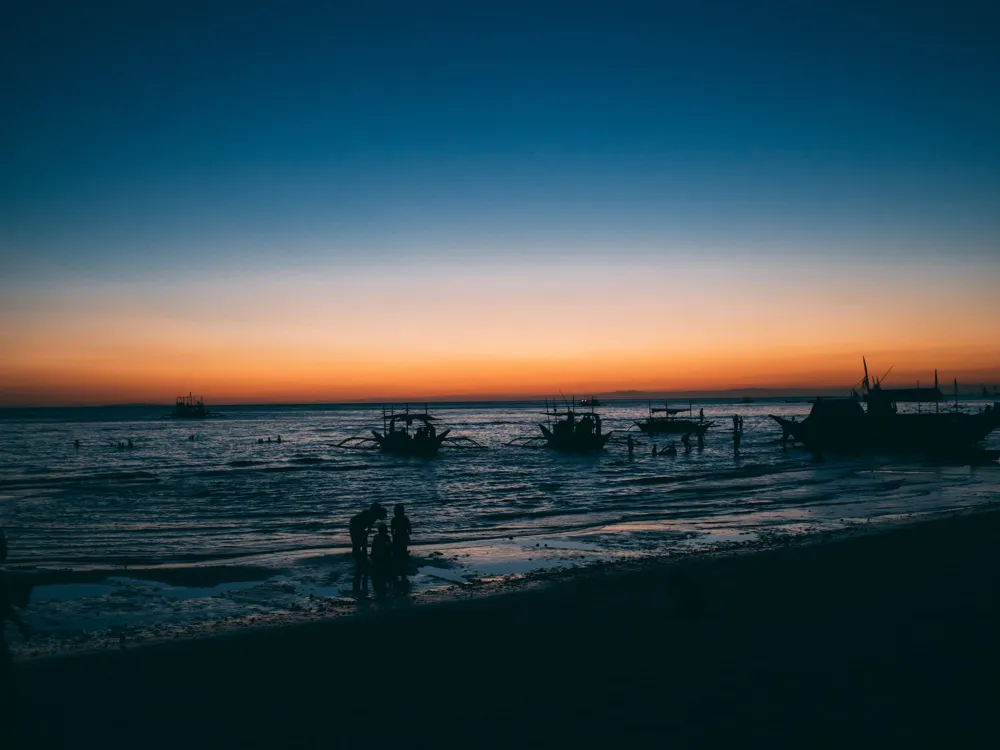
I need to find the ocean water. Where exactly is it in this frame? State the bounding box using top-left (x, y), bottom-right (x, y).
top-left (2, 400), bottom-right (998, 654)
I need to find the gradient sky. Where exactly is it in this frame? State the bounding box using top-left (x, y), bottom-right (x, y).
top-left (2, 1), bottom-right (999, 405)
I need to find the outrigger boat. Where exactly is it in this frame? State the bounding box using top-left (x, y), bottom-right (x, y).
top-left (633, 402), bottom-right (712, 437)
top-left (335, 405), bottom-right (485, 457)
top-left (506, 399), bottom-right (614, 453)
top-left (168, 393), bottom-right (224, 419)
top-left (770, 359), bottom-right (1000, 455)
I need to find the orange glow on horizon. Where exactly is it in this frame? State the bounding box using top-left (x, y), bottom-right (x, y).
top-left (3, 262), bottom-right (998, 406)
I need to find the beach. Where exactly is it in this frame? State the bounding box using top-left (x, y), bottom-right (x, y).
top-left (8, 506), bottom-right (1000, 748)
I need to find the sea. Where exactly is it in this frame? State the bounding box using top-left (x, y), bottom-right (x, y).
top-left (2, 399), bottom-right (998, 656)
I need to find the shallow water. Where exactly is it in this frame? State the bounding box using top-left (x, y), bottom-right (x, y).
top-left (2, 399), bottom-right (998, 654)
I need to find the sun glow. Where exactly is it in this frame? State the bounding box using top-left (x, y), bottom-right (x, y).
top-left (3, 258), bottom-right (997, 406)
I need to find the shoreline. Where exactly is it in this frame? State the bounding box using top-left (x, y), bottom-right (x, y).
top-left (9, 505), bottom-right (1000, 746)
top-left (9, 501), bottom-right (996, 662)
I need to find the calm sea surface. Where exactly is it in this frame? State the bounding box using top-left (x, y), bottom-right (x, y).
top-left (2, 400), bottom-right (998, 653)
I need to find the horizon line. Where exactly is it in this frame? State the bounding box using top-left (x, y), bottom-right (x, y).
top-left (3, 383), bottom-right (998, 410)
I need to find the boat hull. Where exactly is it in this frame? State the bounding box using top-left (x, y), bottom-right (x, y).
top-left (634, 419), bottom-right (711, 436)
top-left (771, 409), bottom-right (1000, 455)
top-left (539, 425), bottom-right (613, 453)
top-left (372, 429), bottom-right (451, 457)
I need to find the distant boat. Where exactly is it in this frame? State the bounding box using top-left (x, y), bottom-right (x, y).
top-left (579, 397), bottom-right (601, 407)
top-left (633, 402), bottom-right (712, 437)
top-left (506, 400), bottom-right (613, 453)
top-left (335, 405), bottom-right (484, 457)
top-left (770, 360), bottom-right (1000, 455)
top-left (740, 397), bottom-right (755, 404)
top-left (169, 394), bottom-right (223, 419)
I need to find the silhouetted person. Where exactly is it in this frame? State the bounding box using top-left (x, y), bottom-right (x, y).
top-left (370, 524), bottom-right (393, 596)
top-left (127, 438), bottom-right (133, 450)
top-left (276, 435), bottom-right (281, 443)
top-left (651, 445), bottom-right (658, 457)
top-left (681, 432), bottom-right (691, 452)
top-left (267, 437), bottom-right (271, 443)
top-left (626, 434), bottom-right (635, 459)
top-left (699, 408), bottom-right (704, 424)
top-left (734, 430), bottom-right (742, 454)
top-left (391, 504), bottom-right (411, 576)
top-left (74, 439), bottom-right (80, 449)
top-left (258, 438), bottom-right (264, 444)
top-left (350, 503), bottom-right (386, 591)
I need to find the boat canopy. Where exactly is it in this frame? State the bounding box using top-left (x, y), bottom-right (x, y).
top-left (387, 413), bottom-right (437, 425)
top-left (865, 387), bottom-right (943, 404)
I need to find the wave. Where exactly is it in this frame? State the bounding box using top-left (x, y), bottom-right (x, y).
top-left (0, 471), bottom-right (159, 490)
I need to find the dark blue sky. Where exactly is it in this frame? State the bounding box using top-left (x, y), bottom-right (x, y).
top-left (2, 0), bottom-right (999, 279)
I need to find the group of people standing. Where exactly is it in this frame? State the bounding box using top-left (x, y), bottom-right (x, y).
top-left (349, 502), bottom-right (411, 595)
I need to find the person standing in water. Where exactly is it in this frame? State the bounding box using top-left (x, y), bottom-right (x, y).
top-left (369, 524), bottom-right (393, 596)
top-left (626, 434), bottom-right (635, 459)
top-left (349, 503), bottom-right (386, 591)
top-left (390, 504), bottom-right (412, 573)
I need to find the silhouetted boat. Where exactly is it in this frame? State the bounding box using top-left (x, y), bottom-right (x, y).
top-left (740, 397), bottom-right (755, 404)
top-left (771, 360), bottom-right (1000, 455)
top-left (580, 397), bottom-right (601, 407)
top-left (168, 393), bottom-right (223, 419)
top-left (335, 405), bottom-right (485, 457)
top-left (506, 400), bottom-right (613, 453)
top-left (633, 402), bottom-right (712, 437)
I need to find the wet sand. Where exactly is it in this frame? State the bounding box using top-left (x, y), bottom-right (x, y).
top-left (9, 508), bottom-right (1000, 748)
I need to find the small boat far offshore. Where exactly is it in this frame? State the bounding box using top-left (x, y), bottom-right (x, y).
top-left (633, 402), bottom-right (712, 437)
top-left (168, 393), bottom-right (224, 418)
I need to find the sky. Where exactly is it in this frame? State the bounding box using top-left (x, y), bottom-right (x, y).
top-left (1, 1), bottom-right (999, 405)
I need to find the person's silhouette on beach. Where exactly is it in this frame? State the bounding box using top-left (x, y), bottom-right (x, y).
top-left (391, 504), bottom-right (412, 581)
top-left (370, 523), bottom-right (393, 596)
top-left (350, 503), bottom-right (386, 591)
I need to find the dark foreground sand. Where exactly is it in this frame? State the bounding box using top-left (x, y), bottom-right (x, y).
top-left (8, 509), bottom-right (1000, 748)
